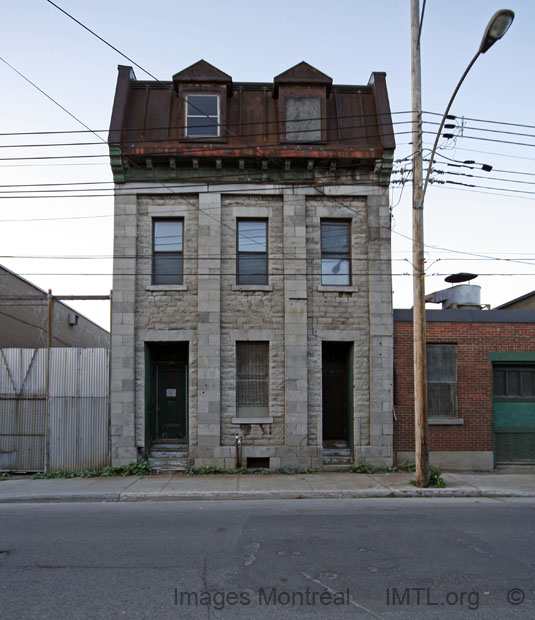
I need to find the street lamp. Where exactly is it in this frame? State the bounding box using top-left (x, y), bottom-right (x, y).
top-left (410, 5), bottom-right (514, 487)
top-left (422, 10), bottom-right (515, 201)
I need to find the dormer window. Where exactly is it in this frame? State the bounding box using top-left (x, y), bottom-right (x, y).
top-left (273, 62), bottom-right (332, 145)
top-left (186, 95), bottom-right (219, 137)
top-left (285, 96), bottom-right (321, 141)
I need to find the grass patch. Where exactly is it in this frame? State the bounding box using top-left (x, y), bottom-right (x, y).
top-left (187, 465), bottom-right (222, 475)
top-left (348, 463), bottom-right (375, 474)
top-left (32, 461), bottom-right (152, 480)
top-left (410, 467), bottom-right (446, 488)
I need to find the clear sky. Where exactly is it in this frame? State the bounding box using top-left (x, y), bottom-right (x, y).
top-left (1, 0), bottom-right (533, 329)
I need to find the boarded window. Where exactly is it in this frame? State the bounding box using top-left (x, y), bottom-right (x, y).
top-left (186, 94), bottom-right (219, 137)
top-left (236, 342), bottom-right (269, 418)
top-left (321, 220), bottom-right (351, 286)
top-left (237, 219), bottom-right (268, 285)
top-left (493, 366), bottom-right (535, 399)
top-left (285, 96), bottom-right (321, 142)
top-left (153, 219), bottom-right (183, 285)
top-left (427, 344), bottom-right (457, 418)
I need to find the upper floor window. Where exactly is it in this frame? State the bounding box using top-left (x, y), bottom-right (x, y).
top-left (153, 219), bottom-right (183, 285)
top-left (321, 220), bottom-right (350, 286)
top-left (285, 96), bottom-right (321, 142)
top-left (186, 95), bottom-right (219, 137)
top-left (237, 219), bottom-right (268, 285)
top-left (427, 344), bottom-right (457, 418)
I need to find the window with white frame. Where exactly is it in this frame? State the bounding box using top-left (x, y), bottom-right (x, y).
top-left (236, 341), bottom-right (269, 418)
top-left (321, 220), bottom-right (351, 286)
top-left (237, 219), bottom-right (268, 285)
top-left (152, 219), bottom-right (183, 285)
top-left (186, 94), bottom-right (219, 137)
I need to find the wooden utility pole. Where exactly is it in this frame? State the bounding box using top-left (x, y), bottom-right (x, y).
top-left (411, 0), bottom-right (429, 487)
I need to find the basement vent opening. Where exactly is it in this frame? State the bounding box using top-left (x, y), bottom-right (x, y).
top-left (246, 457), bottom-right (270, 469)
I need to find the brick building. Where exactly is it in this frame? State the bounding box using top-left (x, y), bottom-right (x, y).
top-left (108, 60), bottom-right (395, 470)
top-left (394, 308), bottom-right (535, 470)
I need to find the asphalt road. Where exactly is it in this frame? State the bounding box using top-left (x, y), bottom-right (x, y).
top-left (1, 498), bottom-right (534, 619)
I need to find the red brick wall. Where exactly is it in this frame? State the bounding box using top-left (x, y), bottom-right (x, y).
top-left (394, 320), bottom-right (535, 452)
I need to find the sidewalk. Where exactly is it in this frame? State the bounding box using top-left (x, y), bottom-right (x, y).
top-left (2, 471), bottom-right (535, 503)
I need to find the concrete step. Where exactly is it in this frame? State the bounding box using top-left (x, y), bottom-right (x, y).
top-left (323, 456), bottom-right (353, 465)
top-left (323, 441), bottom-right (350, 449)
top-left (323, 448), bottom-right (351, 456)
top-left (148, 441), bottom-right (189, 472)
top-left (148, 458), bottom-right (188, 468)
top-left (151, 442), bottom-right (187, 450)
top-left (150, 450), bottom-right (188, 459)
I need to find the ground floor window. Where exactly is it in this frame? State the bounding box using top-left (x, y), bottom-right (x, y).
top-left (236, 341), bottom-right (269, 418)
top-left (427, 343), bottom-right (457, 418)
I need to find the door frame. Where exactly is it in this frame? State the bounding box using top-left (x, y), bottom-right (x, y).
top-left (155, 361), bottom-right (188, 441)
top-left (321, 341), bottom-right (354, 446)
top-left (144, 342), bottom-right (189, 455)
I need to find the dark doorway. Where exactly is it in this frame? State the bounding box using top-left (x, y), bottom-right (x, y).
top-left (145, 343), bottom-right (188, 451)
top-left (322, 342), bottom-right (353, 442)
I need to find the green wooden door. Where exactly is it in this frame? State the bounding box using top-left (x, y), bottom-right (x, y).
top-left (156, 363), bottom-right (187, 440)
top-left (493, 366), bottom-right (535, 463)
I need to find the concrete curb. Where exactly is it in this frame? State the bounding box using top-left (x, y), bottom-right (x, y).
top-left (2, 488), bottom-right (535, 503)
top-left (3, 472), bottom-right (535, 503)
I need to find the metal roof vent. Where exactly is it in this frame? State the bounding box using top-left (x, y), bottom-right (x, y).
top-left (425, 273), bottom-right (485, 310)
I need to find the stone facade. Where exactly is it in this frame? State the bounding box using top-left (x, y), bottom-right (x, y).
top-left (110, 183), bottom-right (393, 469)
top-left (108, 60), bottom-right (396, 470)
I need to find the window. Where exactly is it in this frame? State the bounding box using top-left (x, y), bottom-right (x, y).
top-left (427, 344), bottom-right (457, 418)
top-left (285, 96), bottom-right (321, 141)
top-left (236, 342), bottom-right (269, 418)
top-left (321, 220), bottom-right (350, 286)
top-left (237, 219), bottom-right (268, 285)
top-left (494, 366), bottom-right (535, 399)
top-left (152, 219), bottom-right (183, 285)
top-left (186, 94), bottom-right (219, 137)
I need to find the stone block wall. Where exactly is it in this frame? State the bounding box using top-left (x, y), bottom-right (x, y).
top-left (110, 183), bottom-right (393, 469)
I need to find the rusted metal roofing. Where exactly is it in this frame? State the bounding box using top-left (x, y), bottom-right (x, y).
top-left (108, 60), bottom-right (395, 183)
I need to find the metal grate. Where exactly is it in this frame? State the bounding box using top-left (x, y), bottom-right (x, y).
top-left (236, 342), bottom-right (268, 411)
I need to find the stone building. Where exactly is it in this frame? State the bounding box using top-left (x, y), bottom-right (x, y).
top-left (108, 60), bottom-right (395, 470)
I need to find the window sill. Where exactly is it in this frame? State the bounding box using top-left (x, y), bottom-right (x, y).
top-left (232, 285), bottom-right (273, 292)
top-left (146, 284), bottom-right (188, 292)
top-left (429, 418), bottom-right (464, 426)
top-left (180, 136), bottom-right (227, 143)
top-left (232, 417), bottom-right (273, 425)
top-left (317, 285), bottom-right (359, 293)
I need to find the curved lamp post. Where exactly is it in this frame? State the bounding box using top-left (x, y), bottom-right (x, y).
top-left (422, 10), bottom-right (515, 201)
top-left (411, 7), bottom-right (514, 487)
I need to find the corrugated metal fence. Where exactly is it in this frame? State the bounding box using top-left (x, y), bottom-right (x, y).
top-left (0, 348), bottom-right (109, 472)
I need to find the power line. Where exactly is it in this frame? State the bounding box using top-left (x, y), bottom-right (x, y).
top-left (0, 56), bottom-right (104, 142)
top-left (1, 270), bottom-right (532, 278)
top-left (32, 2), bottom-right (535, 273)
top-left (424, 110), bottom-right (535, 131)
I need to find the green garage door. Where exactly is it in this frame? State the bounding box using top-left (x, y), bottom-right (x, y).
top-left (493, 365), bottom-right (535, 463)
